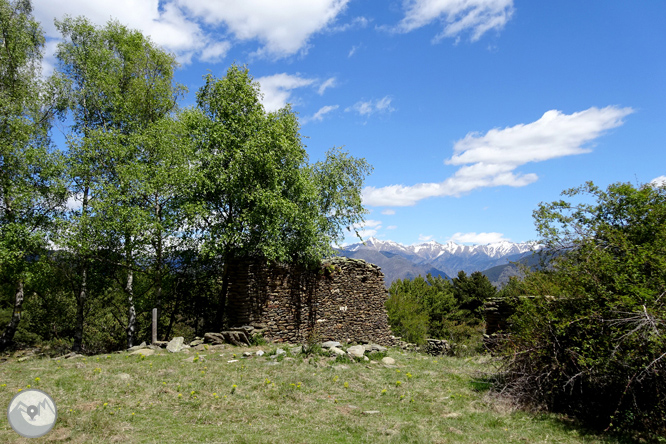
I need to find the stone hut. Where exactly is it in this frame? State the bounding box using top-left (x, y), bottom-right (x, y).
top-left (226, 256), bottom-right (396, 345)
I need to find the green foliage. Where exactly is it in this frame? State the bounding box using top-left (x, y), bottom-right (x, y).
top-left (0, 0), bottom-right (67, 350)
top-left (385, 277), bottom-right (431, 344)
top-left (0, 12), bottom-right (371, 354)
top-left (451, 271), bottom-right (497, 324)
top-left (386, 273), bottom-right (495, 346)
top-left (190, 65), bottom-right (371, 267)
top-left (498, 181), bottom-right (666, 434)
top-left (249, 334), bottom-right (268, 347)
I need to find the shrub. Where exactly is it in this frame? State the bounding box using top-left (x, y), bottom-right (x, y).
top-left (497, 181), bottom-right (666, 435)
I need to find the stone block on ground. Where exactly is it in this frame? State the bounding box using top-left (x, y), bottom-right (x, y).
top-left (130, 349), bottom-right (155, 356)
top-left (128, 342), bottom-right (147, 351)
top-left (204, 332), bottom-right (225, 345)
top-left (203, 331), bottom-right (250, 346)
top-left (347, 345), bottom-right (366, 359)
top-left (329, 346), bottom-right (346, 356)
top-left (166, 337), bottom-right (185, 353)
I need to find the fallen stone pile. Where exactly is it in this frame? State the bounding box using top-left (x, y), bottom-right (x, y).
top-left (424, 338), bottom-right (452, 356)
top-left (319, 341), bottom-right (389, 362)
top-left (133, 335), bottom-right (394, 363)
top-left (204, 325), bottom-right (267, 346)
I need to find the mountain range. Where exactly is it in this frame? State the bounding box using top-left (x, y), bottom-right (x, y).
top-left (335, 237), bottom-right (545, 287)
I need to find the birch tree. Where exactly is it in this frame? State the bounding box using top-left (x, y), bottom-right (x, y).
top-left (55, 16), bottom-right (184, 347)
top-left (0, 0), bottom-right (65, 350)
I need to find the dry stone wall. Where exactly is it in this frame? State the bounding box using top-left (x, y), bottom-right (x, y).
top-left (226, 256), bottom-right (397, 346)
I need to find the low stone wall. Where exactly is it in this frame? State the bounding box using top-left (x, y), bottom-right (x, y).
top-left (484, 295), bottom-right (554, 337)
top-left (483, 297), bottom-right (517, 336)
top-left (226, 256), bottom-right (397, 346)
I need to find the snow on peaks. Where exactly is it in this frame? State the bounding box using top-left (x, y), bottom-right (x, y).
top-left (342, 237), bottom-right (542, 259)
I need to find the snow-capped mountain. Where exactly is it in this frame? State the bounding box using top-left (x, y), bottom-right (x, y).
top-left (343, 237), bottom-right (541, 260)
top-left (336, 237), bottom-right (544, 286)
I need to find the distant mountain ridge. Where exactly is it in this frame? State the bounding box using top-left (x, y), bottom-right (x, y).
top-left (335, 237), bottom-right (544, 286)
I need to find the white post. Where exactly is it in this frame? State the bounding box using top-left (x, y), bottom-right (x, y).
top-left (152, 308), bottom-right (157, 344)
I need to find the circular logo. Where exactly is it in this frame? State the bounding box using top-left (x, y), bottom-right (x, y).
top-left (7, 389), bottom-right (57, 438)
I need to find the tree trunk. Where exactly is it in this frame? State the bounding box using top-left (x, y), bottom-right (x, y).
top-left (72, 187), bottom-right (90, 352)
top-left (0, 281), bottom-right (25, 351)
top-left (154, 195), bottom-right (163, 338)
top-left (215, 259), bottom-right (230, 331)
top-left (126, 269), bottom-right (136, 348)
top-left (72, 267), bottom-right (87, 352)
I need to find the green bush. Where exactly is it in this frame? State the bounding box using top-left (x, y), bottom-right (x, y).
top-left (497, 182), bottom-right (666, 435)
top-left (386, 272), bottom-right (495, 347)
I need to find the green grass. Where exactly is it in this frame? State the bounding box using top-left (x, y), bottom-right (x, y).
top-left (0, 346), bottom-right (638, 443)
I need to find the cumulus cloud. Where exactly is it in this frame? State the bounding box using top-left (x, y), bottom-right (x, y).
top-left (346, 96), bottom-right (395, 116)
top-left (200, 41), bottom-right (232, 63)
top-left (33, 0), bottom-right (211, 65)
top-left (350, 219), bottom-right (382, 238)
top-left (387, 225), bottom-right (398, 230)
top-left (449, 232), bottom-right (510, 244)
top-left (397, 0), bottom-right (515, 42)
top-left (650, 176), bottom-right (666, 187)
top-left (256, 73), bottom-right (316, 112)
top-left (363, 106), bottom-right (634, 207)
top-left (381, 209), bottom-right (396, 215)
top-left (33, 0), bottom-right (350, 67)
top-left (175, 0), bottom-right (349, 59)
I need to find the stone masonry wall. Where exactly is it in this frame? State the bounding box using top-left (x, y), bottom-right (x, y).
top-left (226, 256), bottom-right (396, 346)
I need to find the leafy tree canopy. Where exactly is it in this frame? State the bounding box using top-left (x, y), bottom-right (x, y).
top-left (499, 181), bottom-right (666, 434)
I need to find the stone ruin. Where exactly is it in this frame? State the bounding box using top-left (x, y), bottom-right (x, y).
top-left (224, 256), bottom-right (397, 346)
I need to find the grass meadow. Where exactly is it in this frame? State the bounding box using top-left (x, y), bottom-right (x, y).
top-left (0, 345), bottom-right (639, 443)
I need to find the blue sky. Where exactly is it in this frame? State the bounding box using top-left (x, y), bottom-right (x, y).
top-left (33, 1), bottom-right (666, 246)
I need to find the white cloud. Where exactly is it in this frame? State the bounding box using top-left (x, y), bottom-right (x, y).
top-left (346, 96), bottom-right (395, 116)
top-left (351, 219), bottom-right (382, 238)
top-left (418, 234), bottom-right (434, 242)
top-left (256, 73), bottom-right (316, 112)
top-left (352, 219), bottom-right (382, 229)
top-left (381, 209), bottom-right (396, 215)
top-left (65, 193), bottom-right (83, 211)
top-left (348, 44), bottom-right (361, 57)
top-left (306, 105), bottom-right (339, 123)
top-left (318, 77), bottom-right (337, 95)
top-left (363, 106), bottom-right (634, 206)
top-left (650, 176), bottom-right (666, 187)
top-left (200, 41), bottom-right (232, 63)
top-left (33, 0), bottom-right (350, 67)
top-left (175, 0), bottom-right (350, 59)
top-left (330, 16), bottom-right (370, 32)
top-left (358, 228), bottom-right (379, 239)
top-left (449, 232), bottom-right (509, 244)
top-left (386, 225), bottom-right (398, 230)
top-left (397, 0), bottom-right (515, 42)
top-left (33, 0), bottom-right (212, 65)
